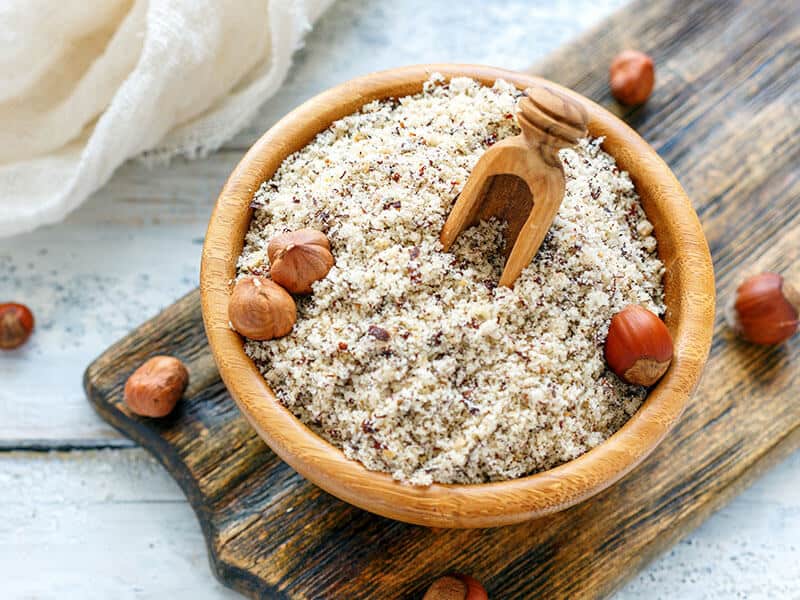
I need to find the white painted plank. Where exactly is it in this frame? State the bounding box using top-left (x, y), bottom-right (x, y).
top-left (225, 0), bottom-right (633, 150)
top-left (1, 448), bottom-right (798, 598)
top-left (0, 449), bottom-right (238, 599)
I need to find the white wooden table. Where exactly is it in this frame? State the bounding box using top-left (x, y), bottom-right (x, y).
top-left (1, 1), bottom-right (798, 597)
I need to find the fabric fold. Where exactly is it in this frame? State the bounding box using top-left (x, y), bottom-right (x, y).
top-left (0, 0), bottom-right (334, 237)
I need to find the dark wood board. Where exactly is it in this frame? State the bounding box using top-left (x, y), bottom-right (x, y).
top-left (84, 0), bottom-right (800, 597)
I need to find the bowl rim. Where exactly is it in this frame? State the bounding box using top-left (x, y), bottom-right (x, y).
top-left (200, 64), bottom-right (715, 528)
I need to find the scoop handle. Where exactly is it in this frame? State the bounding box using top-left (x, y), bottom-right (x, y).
top-left (517, 84), bottom-right (589, 155)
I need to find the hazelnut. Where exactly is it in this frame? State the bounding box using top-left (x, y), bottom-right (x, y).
top-left (268, 229), bottom-right (334, 294)
top-left (609, 50), bottom-right (655, 105)
top-left (604, 305), bottom-right (673, 386)
top-left (423, 574), bottom-right (488, 600)
top-left (0, 302), bottom-right (34, 350)
top-left (124, 356), bottom-right (189, 417)
top-left (726, 272), bottom-right (799, 345)
top-left (228, 276), bottom-right (297, 340)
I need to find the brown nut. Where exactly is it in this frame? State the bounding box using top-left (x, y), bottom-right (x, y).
top-left (0, 302), bottom-right (34, 350)
top-left (268, 229), bottom-right (334, 294)
top-left (124, 356), bottom-right (189, 417)
top-left (228, 276), bottom-right (297, 340)
top-left (604, 304), bottom-right (673, 386)
top-left (423, 574), bottom-right (488, 600)
top-left (726, 272), bottom-right (799, 345)
top-left (609, 50), bottom-right (655, 106)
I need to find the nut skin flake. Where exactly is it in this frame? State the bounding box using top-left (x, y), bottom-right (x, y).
top-left (237, 75), bottom-right (665, 486)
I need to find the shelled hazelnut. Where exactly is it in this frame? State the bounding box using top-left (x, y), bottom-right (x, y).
top-left (124, 356), bottom-right (189, 417)
top-left (268, 229), bottom-right (334, 294)
top-left (0, 302), bottom-right (34, 350)
top-left (423, 574), bottom-right (488, 600)
top-left (609, 50), bottom-right (655, 106)
top-left (228, 276), bottom-right (297, 340)
top-left (604, 304), bottom-right (673, 386)
top-left (726, 272), bottom-right (799, 345)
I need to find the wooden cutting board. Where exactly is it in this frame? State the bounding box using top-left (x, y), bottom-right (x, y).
top-left (84, 0), bottom-right (800, 597)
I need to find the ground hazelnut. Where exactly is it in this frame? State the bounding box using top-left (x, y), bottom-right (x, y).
top-left (228, 276), bottom-right (297, 340)
top-left (423, 574), bottom-right (488, 600)
top-left (124, 356), bottom-right (189, 417)
top-left (609, 50), bottom-right (655, 105)
top-left (268, 229), bottom-right (334, 294)
top-left (0, 302), bottom-right (34, 350)
top-left (604, 304), bottom-right (673, 386)
top-left (726, 272), bottom-right (799, 345)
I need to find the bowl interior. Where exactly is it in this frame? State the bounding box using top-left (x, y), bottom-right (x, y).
top-left (200, 64), bottom-right (715, 528)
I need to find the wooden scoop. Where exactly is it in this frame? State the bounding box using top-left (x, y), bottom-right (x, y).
top-left (440, 84), bottom-right (588, 287)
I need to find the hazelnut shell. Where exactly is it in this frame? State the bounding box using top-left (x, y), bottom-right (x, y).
top-left (458, 574), bottom-right (489, 600)
top-left (268, 229), bottom-right (334, 294)
top-left (609, 50), bottom-right (655, 106)
top-left (605, 304), bottom-right (673, 386)
top-left (423, 574), bottom-right (488, 600)
top-left (228, 276), bottom-right (297, 340)
top-left (124, 356), bottom-right (189, 418)
top-left (0, 302), bottom-right (35, 350)
top-left (728, 272), bottom-right (799, 345)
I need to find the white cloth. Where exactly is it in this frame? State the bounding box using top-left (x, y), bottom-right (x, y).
top-left (0, 0), bottom-right (333, 237)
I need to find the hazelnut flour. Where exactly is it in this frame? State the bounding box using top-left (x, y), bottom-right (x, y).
top-left (237, 75), bottom-right (665, 485)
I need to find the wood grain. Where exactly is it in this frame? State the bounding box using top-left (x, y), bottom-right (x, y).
top-left (85, 0), bottom-right (800, 597)
top-left (199, 64), bottom-right (714, 528)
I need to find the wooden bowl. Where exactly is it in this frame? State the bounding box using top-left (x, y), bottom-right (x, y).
top-left (200, 64), bottom-right (715, 528)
